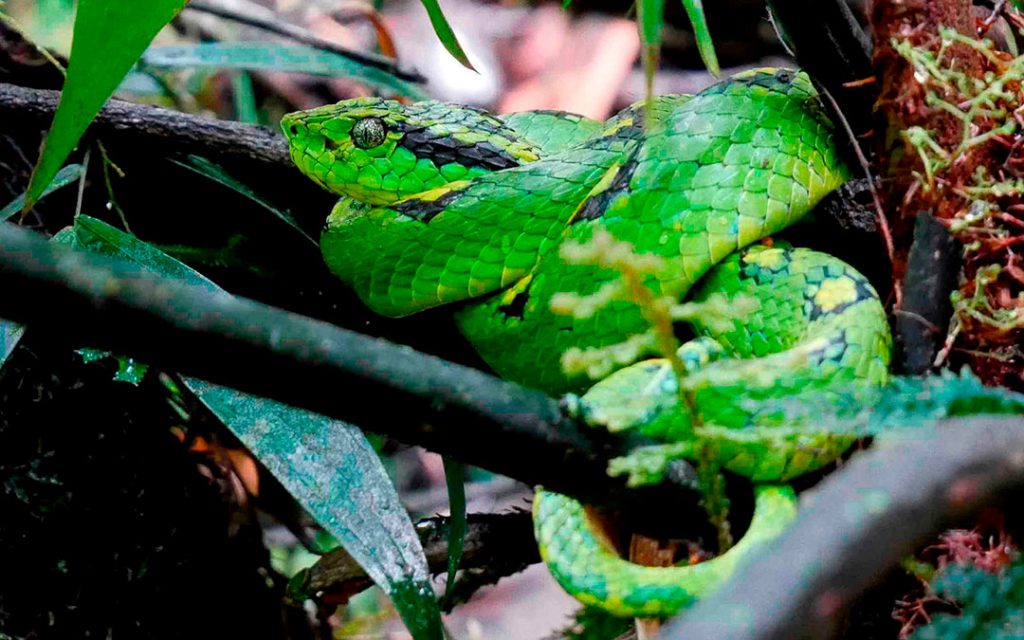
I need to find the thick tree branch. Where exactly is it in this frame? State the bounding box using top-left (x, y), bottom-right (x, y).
top-left (661, 417), bottom-right (1024, 640)
top-left (0, 222), bottom-right (705, 518)
top-left (767, 0), bottom-right (875, 136)
top-left (0, 82), bottom-right (290, 171)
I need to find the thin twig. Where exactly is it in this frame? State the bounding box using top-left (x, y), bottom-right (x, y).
top-left (302, 511), bottom-right (539, 605)
top-left (183, 0), bottom-right (425, 83)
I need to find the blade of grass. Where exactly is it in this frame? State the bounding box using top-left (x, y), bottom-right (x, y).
top-left (231, 71), bottom-right (258, 125)
top-left (169, 155), bottom-right (317, 247)
top-left (637, 0), bottom-right (666, 100)
top-left (417, 0), bottom-right (475, 71)
top-left (25, 0), bottom-right (188, 209)
top-left (680, 0), bottom-right (719, 76)
top-left (441, 457), bottom-right (466, 607)
top-left (1, 163), bottom-right (82, 221)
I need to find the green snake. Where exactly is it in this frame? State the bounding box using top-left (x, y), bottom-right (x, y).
top-left (282, 68), bottom-right (892, 618)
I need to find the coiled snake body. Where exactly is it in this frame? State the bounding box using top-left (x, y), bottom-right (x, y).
top-left (283, 68), bottom-right (892, 617)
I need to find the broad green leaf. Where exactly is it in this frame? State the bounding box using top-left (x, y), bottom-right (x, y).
top-left (441, 457), bottom-right (466, 606)
top-left (1, 163), bottom-right (82, 222)
top-left (140, 43), bottom-right (429, 101)
top-left (680, 0), bottom-right (719, 76)
top-left (169, 155), bottom-right (317, 247)
top-left (189, 381), bottom-right (443, 639)
top-left (72, 215), bottom-right (220, 290)
top-left (417, 0), bottom-right (475, 71)
top-left (65, 215), bottom-right (443, 639)
top-left (26, 0), bottom-right (188, 209)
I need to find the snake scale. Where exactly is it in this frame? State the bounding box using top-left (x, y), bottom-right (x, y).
top-left (282, 68), bottom-right (892, 618)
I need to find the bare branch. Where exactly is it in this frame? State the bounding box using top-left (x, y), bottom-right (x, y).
top-left (661, 417), bottom-right (1024, 640)
top-left (0, 82), bottom-right (290, 170)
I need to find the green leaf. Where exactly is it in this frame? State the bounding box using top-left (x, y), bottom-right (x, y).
top-left (441, 457), bottom-right (466, 606)
top-left (0, 317), bottom-right (25, 370)
top-left (189, 381), bottom-right (443, 639)
top-left (637, 0), bottom-right (665, 100)
top-left (169, 155), bottom-right (317, 247)
top-left (680, 0), bottom-right (719, 76)
top-left (231, 71), bottom-right (259, 125)
top-left (25, 0), bottom-right (188, 209)
top-left (417, 0), bottom-right (475, 71)
top-left (140, 43), bottom-right (429, 100)
top-left (64, 215), bottom-right (444, 639)
top-left (72, 215), bottom-right (221, 290)
top-left (1, 163), bottom-right (83, 222)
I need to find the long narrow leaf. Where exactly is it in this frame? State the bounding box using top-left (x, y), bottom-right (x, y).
top-left (680, 0), bottom-right (719, 76)
top-left (169, 155), bottom-right (317, 247)
top-left (26, 0), bottom-right (188, 208)
top-left (140, 42), bottom-right (429, 100)
top-left (441, 457), bottom-right (466, 606)
top-left (417, 0), bottom-right (475, 71)
top-left (1, 163), bottom-right (83, 222)
top-left (60, 215), bottom-right (444, 639)
top-left (637, 0), bottom-right (665, 99)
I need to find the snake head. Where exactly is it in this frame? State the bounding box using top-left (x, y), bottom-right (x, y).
top-left (282, 98), bottom-right (540, 205)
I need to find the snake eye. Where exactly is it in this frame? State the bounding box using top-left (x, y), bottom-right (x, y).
top-left (351, 117), bottom-right (387, 149)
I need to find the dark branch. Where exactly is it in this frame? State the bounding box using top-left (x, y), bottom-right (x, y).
top-left (0, 82), bottom-right (290, 170)
top-left (302, 511), bottom-right (540, 608)
top-left (767, 0), bottom-right (876, 137)
top-left (661, 416), bottom-right (1024, 640)
top-left (0, 222), bottom-right (705, 517)
top-left (895, 213), bottom-right (960, 374)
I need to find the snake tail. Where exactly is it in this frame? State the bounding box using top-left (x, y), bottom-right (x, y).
top-left (533, 485), bottom-right (798, 618)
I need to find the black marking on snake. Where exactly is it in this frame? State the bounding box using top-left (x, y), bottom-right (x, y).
top-left (804, 329), bottom-right (850, 366)
top-left (705, 69), bottom-right (797, 95)
top-left (497, 289), bottom-right (529, 320)
top-left (573, 157), bottom-right (641, 223)
top-left (398, 126), bottom-right (522, 171)
top-left (571, 127), bottom-right (646, 223)
top-left (394, 190), bottom-right (462, 223)
top-left (518, 109), bottom-right (587, 123)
